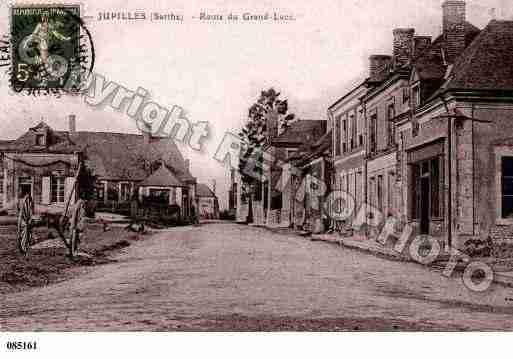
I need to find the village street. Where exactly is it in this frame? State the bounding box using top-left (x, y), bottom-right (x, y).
top-left (2, 222), bottom-right (513, 331)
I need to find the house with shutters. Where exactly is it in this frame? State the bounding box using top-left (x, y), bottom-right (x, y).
top-left (0, 116), bottom-right (197, 217)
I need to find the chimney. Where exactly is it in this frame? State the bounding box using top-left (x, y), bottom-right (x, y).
top-left (442, 1), bottom-right (466, 63)
top-left (68, 114), bottom-right (76, 133)
top-left (185, 159), bottom-right (190, 172)
top-left (413, 36), bottom-right (432, 58)
top-left (369, 55), bottom-right (393, 79)
top-left (393, 28), bottom-right (415, 68)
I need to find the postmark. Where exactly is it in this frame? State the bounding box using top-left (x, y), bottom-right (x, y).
top-left (7, 4), bottom-right (94, 95)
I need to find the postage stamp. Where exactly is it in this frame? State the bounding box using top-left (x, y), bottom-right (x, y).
top-left (9, 4), bottom-right (93, 94)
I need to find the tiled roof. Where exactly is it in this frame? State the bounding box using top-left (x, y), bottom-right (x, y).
top-left (413, 22), bottom-right (480, 82)
top-left (196, 183), bottom-right (216, 198)
top-left (139, 165), bottom-right (184, 187)
top-left (1, 122), bottom-right (195, 183)
top-left (69, 131), bottom-right (194, 182)
top-left (1, 122), bottom-right (81, 153)
top-left (272, 120), bottom-right (326, 146)
top-left (446, 20), bottom-right (513, 91)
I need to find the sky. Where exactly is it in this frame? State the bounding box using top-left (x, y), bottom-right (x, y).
top-left (1, 0), bottom-right (512, 210)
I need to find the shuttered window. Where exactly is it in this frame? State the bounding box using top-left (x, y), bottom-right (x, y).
top-left (51, 177), bottom-right (65, 203)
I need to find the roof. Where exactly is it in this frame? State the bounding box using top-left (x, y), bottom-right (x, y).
top-left (287, 130), bottom-right (332, 166)
top-left (328, 80), bottom-right (368, 110)
top-left (139, 165), bottom-right (184, 187)
top-left (196, 183), bottom-right (217, 198)
top-left (413, 21), bottom-right (480, 82)
top-left (272, 120), bottom-right (326, 146)
top-left (445, 20), bottom-right (513, 91)
top-left (1, 121), bottom-right (195, 183)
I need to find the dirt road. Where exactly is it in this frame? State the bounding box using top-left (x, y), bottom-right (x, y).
top-left (2, 223), bottom-right (513, 331)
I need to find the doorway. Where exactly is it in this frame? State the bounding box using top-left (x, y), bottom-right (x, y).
top-left (419, 176), bottom-right (430, 235)
top-left (18, 177), bottom-right (32, 199)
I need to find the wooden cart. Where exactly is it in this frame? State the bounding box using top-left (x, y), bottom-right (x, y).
top-left (15, 162), bottom-right (87, 258)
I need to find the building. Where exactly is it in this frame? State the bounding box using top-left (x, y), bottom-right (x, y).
top-left (399, 15), bottom-right (513, 250)
top-left (328, 81), bottom-right (369, 234)
top-left (283, 130), bottom-right (332, 233)
top-left (326, 0), bottom-right (513, 252)
top-left (0, 116), bottom-right (197, 218)
top-left (196, 183), bottom-right (220, 219)
top-left (262, 119), bottom-right (327, 228)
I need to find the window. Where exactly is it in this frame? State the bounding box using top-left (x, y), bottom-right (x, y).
top-left (149, 189), bottom-right (170, 201)
top-left (342, 119), bottom-right (348, 153)
top-left (369, 177), bottom-right (375, 208)
top-left (120, 182), bottom-right (131, 202)
top-left (377, 175), bottom-right (384, 211)
top-left (51, 176), bottom-right (65, 203)
top-left (402, 87), bottom-right (410, 104)
top-left (410, 157), bottom-right (443, 220)
top-left (350, 113), bottom-right (357, 149)
top-left (96, 183), bottom-right (105, 201)
top-left (35, 134), bottom-right (46, 146)
top-left (387, 103), bottom-right (396, 147)
top-left (369, 114), bottom-right (377, 154)
top-left (388, 172), bottom-right (395, 214)
top-left (502, 157), bottom-right (513, 218)
top-left (335, 115), bottom-right (341, 156)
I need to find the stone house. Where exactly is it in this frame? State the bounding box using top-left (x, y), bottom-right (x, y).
top-left (399, 16), bottom-right (513, 250)
top-left (0, 117), bottom-right (196, 218)
top-left (196, 183), bottom-right (219, 219)
top-left (325, 0), bottom-right (513, 252)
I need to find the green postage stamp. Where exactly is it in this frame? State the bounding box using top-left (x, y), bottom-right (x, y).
top-left (10, 4), bottom-right (87, 93)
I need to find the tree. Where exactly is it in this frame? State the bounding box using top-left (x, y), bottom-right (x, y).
top-left (238, 88), bottom-right (295, 187)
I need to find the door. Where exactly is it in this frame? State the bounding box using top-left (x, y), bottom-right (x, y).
top-left (419, 176), bottom-right (430, 235)
top-left (18, 177), bottom-right (32, 199)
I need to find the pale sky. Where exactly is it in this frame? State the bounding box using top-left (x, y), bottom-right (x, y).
top-left (1, 0), bottom-right (511, 209)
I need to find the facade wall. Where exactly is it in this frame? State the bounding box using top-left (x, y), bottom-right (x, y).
top-left (471, 104), bottom-right (513, 240)
top-left (2, 153), bottom-right (79, 211)
top-left (363, 79), bottom-right (409, 236)
top-left (397, 99), bottom-right (513, 249)
top-left (330, 85), bottom-right (368, 230)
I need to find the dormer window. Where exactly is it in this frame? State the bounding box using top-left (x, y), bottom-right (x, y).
top-left (35, 134), bottom-right (46, 146)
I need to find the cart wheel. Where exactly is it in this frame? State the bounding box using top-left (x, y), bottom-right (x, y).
top-left (69, 200), bottom-right (86, 258)
top-left (17, 195), bottom-right (33, 255)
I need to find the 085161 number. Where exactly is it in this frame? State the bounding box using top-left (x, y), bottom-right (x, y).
top-left (6, 341), bottom-right (37, 350)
